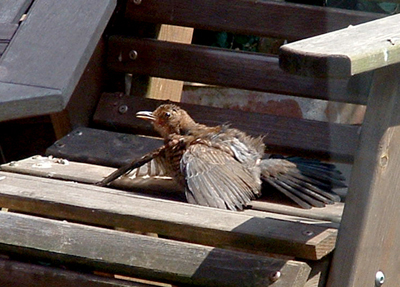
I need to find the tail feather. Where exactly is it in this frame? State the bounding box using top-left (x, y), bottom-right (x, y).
top-left (260, 156), bottom-right (346, 208)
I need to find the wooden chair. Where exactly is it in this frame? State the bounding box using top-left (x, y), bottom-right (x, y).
top-left (1, 0), bottom-right (399, 286)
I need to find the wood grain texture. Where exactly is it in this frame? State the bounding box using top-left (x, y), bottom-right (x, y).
top-left (0, 258), bottom-right (155, 287)
top-left (0, 0), bottom-right (33, 24)
top-left (280, 13), bottom-right (400, 78)
top-left (327, 63), bottom-right (400, 286)
top-left (93, 93), bottom-right (360, 162)
top-left (0, 211), bottom-right (311, 286)
top-left (108, 36), bottom-right (370, 104)
top-left (0, 0), bottom-right (116, 121)
top-left (0, 170), bottom-right (338, 260)
top-left (125, 0), bottom-right (382, 41)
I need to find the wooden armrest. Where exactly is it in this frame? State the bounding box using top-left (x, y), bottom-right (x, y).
top-left (280, 14), bottom-right (400, 78)
top-left (0, 0), bottom-right (116, 121)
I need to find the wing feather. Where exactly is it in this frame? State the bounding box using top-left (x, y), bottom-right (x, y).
top-left (181, 144), bottom-right (260, 211)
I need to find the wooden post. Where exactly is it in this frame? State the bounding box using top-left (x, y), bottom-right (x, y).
top-left (127, 25), bottom-right (193, 102)
top-left (327, 63), bottom-right (400, 286)
top-left (146, 25), bottom-right (193, 102)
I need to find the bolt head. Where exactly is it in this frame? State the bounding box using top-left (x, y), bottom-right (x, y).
top-left (269, 271), bottom-right (281, 282)
top-left (375, 271), bottom-right (385, 286)
top-left (129, 50), bottom-right (138, 60)
top-left (118, 105), bottom-right (129, 114)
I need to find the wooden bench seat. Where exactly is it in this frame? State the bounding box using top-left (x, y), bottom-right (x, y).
top-left (0, 160), bottom-right (337, 286)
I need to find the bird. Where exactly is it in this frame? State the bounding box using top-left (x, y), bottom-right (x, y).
top-left (97, 104), bottom-right (345, 211)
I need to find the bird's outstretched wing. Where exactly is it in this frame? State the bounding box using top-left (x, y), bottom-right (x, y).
top-left (181, 143), bottom-right (261, 211)
top-left (260, 156), bottom-right (344, 209)
top-left (95, 146), bottom-right (167, 186)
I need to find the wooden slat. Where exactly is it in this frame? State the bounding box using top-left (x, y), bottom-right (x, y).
top-left (0, 23), bottom-right (18, 41)
top-left (125, 0), bottom-right (382, 41)
top-left (1, 155), bottom-right (344, 225)
top-left (93, 93), bottom-right (359, 162)
top-left (0, 0), bottom-right (33, 24)
top-left (0, 258), bottom-right (157, 287)
top-left (0, 170), bottom-right (338, 260)
top-left (327, 64), bottom-right (400, 286)
top-left (46, 127), bottom-right (163, 167)
top-left (0, 0), bottom-right (116, 121)
top-left (108, 36), bottom-right (370, 105)
top-left (0, 211), bottom-right (311, 287)
top-left (280, 13), bottom-right (400, 78)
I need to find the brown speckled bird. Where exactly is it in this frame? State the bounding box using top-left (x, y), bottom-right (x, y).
top-left (98, 104), bottom-right (345, 210)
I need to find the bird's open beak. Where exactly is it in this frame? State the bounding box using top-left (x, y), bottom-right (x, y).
top-left (136, 111), bottom-right (156, 122)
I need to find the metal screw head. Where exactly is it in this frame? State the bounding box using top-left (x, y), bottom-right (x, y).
top-left (302, 230), bottom-right (314, 236)
top-left (129, 50), bottom-right (138, 60)
top-left (118, 105), bottom-right (129, 114)
top-left (375, 271), bottom-right (385, 286)
top-left (269, 271), bottom-right (281, 282)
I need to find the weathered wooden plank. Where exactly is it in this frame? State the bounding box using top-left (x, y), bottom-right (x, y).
top-left (46, 127), bottom-right (163, 168)
top-left (0, 82), bottom-right (63, 122)
top-left (304, 256), bottom-right (331, 287)
top-left (0, 23), bottom-right (18, 41)
top-left (0, 0), bottom-right (33, 24)
top-left (93, 93), bottom-right (359, 162)
top-left (327, 64), bottom-right (400, 286)
top-left (0, 258), bottom-right (156, 287)
top-left (125, 0), bottom-right (382, 41)
top-left (280, 13), bottom-right (400, 78)
top-left (108, 36), bottom-right (370, 105)
top-left (0, 170), bottom-right (338, 260)
top-left (0, 211), bottom-right (311, 286)
top-left (0, 0), bottom-right (116, 121)
top-left (250, 201), bottom-right (343, 225)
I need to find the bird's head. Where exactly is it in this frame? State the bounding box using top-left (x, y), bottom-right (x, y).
top-left (136, 104), bottom-right (196, 138)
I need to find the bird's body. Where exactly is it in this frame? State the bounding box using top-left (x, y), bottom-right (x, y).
top-left (98, 104), bottom-right (345, 210)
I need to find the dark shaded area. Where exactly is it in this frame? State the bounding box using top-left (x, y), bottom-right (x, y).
top-left (0, 116), bottom-right (56, 164)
